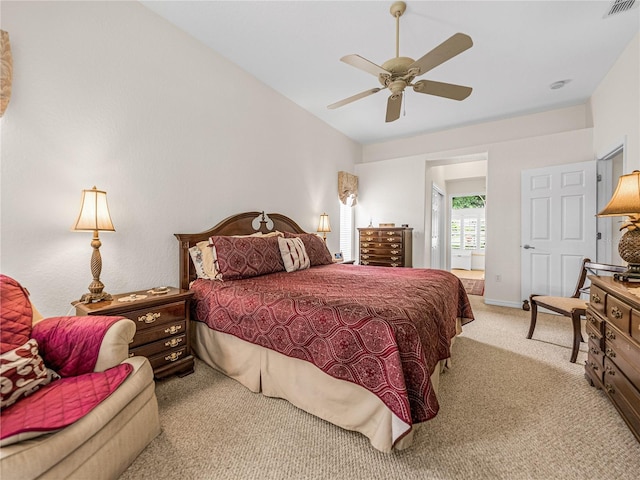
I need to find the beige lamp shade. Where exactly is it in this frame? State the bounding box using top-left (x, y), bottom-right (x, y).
top-left (317, 213), bottom-right (331, 233)
top-left (597, 171), bottom-right (640, 217)
top-left (73, 186), bottom-right (115, 232)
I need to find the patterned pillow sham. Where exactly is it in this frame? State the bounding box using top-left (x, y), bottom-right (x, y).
top-left (283, 232), bottom-right (333, 266)
top-left (0, 338), bottom-right (59, 409)
top-left (210, 235), bottom-right (285, 280)
top-left (278, 237), bottom-right (310, 272)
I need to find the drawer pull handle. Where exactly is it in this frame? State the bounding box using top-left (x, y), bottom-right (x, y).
top-left (138, 312), bottom-right (161, 324)
top-left (610, 306), bottom-right (623, 319)
top-left (361, 249), bottom-right (369, 253)
top-left (164, 324), bottom-right (183, 335)
top-left (391, 263), bottom-right (399, 267)
top-left (165, 338), bottom-right (183, 348)
top-left (590, 347), bottom-right (600, 355)
top-left (362, 255), bottom-right (370, 259)
top-left (129, 352), bottom-right (135, 358)
top-left (386, 231), bottom-right (395, 235)
top-left (165, 351), bottom-right (183, 362)
top-left (605, 384), bottom-right (615, 395)
top-left (591, 362), bottom-right (599, 372)
top-left (588, 316), bottom-right (597, 324)
top-left (588, 332), bottom-right (597, 340)
top-left (605, 330), bottom-right (616, 340)
top-left (605, 366), bottom-right (615, 376)
top-left (365, 231), bottom-right (373, 235)
top-left (387, 237), bottom-right (395, 241)
top-left (362, 261), bottom-right (369, 265)
top-left (366, 237), bottom-right (373, 241)
top-left (591, 293), bottom-right (601, 304)
top-left (605, 348), bottom-right (616, 358)
top-left (391, 256), bottom-right (399, 261)
top-left (391, 244), bottom-right (399, 248)
top-left (361, 243), bottom-right (370, 247)
top-left (390, 250), bottom-right (400, 254)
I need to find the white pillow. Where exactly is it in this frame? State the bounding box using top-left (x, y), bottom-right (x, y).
top-left (188, 240), bottom-right (220, 280)
top-left (278, 237), bottom-right (310, 273)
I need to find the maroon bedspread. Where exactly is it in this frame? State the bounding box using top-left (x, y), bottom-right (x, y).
top-left (191, 264), bottom-right (474, 427)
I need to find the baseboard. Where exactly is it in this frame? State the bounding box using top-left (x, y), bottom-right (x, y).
top-left (483, 298), bottom-right (523, 309)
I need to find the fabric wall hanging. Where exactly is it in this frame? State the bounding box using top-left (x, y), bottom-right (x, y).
top-left (338, 171), bottom-right (358, 206)
top-left (1, 30), bottom-right (13, 117)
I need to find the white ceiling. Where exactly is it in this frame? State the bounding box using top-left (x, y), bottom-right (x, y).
top-left (140, 1), bottom-right (639, 145)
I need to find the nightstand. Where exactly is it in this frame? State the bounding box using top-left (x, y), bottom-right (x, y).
top-left (74, 287), bottom-right (194, 379)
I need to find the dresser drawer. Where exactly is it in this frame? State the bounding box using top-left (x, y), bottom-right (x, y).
top-left (589, 285), bottom-right (606, 315)
top-left (586, 319), bottom-right (602, 349)
top-left (586, 309), bottom-right (604, 335)
top-left (632, 309), bottom-right (640, 343)
top-left (607, 295), bottom-right (632, 334)
top-left (131, 333), bottom-right (187, 358)
top-left (604, 324), bottom-right (640, 388)
top-left (603, 357), bottom-right (640, 436)
top-left (120, 301), bottom-right (186, 331)
top-left (131, 320), bottom-right (187, 348)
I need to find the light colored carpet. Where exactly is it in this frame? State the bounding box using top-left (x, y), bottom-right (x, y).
top-left (120, 297), bottom-right (640, 480)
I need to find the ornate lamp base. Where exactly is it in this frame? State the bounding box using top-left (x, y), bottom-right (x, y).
top-left (78, 291), bottom-right (113, 304)
top-left (616, 229), bottom-right (640, 281)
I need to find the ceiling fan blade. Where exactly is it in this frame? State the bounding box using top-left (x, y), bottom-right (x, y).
top-left (327, 88), bottom-right (382, 109)
top-left (385, 93), bottom-right (402, 123)
top-left (413, 80), bottom-right (472, 101)
top-left (409, 33), bottom-right (473, 76)
top-left (341, 54), bottom-right (390, 78)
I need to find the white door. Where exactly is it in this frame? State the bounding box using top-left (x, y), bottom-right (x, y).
top-left (431, 185), bottom-right (444, 269)
top-left (521, 161), bottom-right (597, 302)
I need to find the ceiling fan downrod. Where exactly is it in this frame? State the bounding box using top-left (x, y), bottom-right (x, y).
top-left (390, 1), bottom-right (406, 59)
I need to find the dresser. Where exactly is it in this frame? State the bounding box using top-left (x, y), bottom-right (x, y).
top-left (357, 227), bottom-right (413, 267)
top-left (585, 275), bottom-right (640, 442)
top-left (74, 287), bottom-right (194, 379)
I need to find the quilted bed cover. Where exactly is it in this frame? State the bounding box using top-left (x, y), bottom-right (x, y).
top-left (191, 264), bottom-right (474, 429)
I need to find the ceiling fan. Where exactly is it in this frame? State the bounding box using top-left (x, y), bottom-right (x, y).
top-left (327, 1), bottom-right (473, 123)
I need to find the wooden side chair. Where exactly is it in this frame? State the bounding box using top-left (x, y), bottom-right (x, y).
top-left (526, 258), bottom-right (626, 362)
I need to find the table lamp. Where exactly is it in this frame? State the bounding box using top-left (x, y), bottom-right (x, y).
top-left (317, 213), bottom-right (331, 242)
top-left (597, 170), bottom-right (640, 281)
top-left (72, 186), bottom-right (115, 302)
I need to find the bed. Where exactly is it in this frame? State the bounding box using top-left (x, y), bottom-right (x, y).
top-left (175, 211), bottom-right (474, 452)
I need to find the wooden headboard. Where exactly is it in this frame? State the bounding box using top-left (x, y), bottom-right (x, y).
top-left (174, 211), bottom-right (307, 290)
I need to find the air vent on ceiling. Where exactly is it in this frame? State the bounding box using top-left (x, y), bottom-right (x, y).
top-left (603, 0), bottom-right (638, 18)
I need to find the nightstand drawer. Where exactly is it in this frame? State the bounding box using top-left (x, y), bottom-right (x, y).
top-left (147, 346), bottom-right (188, 370)
top-left (122, 301), bottom-right (186, 331)
top-left (131, 333), bottom-right (187, 358)
top-left (130, 320), bottom-right (187, 348)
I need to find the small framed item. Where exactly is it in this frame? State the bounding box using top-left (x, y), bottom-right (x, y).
top-left (334, 252), bottom-right (344, 261)
top-left (379, 223), bottom-right (395, 227)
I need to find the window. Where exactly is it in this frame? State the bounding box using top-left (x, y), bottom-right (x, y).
top-left (451, 195), bottom-right (485, 251)
top-left (339, 196), bottom-right (354, 261)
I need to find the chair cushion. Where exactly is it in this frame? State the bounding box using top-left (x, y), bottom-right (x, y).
top-left (532, 295), bottom-right (588, 312)
top-left (0, 362), bottom-right (133, 445)
top-left (0, 275), bottom-right (33, 354)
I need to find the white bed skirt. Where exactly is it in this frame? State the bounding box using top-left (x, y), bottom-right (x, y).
top-left (191, 320), bottom-right (459, 452)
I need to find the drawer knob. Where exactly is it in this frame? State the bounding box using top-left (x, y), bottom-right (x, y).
top-left (591, 293), bottom-right (601, 304)
top-left (605, 330), bottom-right (616, 340)
top-left (164, 324), bottom-right (183, 335)
top-left (165, 351), bottom-right (183, 362)
top-left (138, 312), bottom-right (161, 324)
top-left (165, 337), bottom-right (183, 348)
top-left (605, 347), bottom-right (616, 358)
top-left (610, 306), bottom-right (623, 319)
top-left (605, 365), bottom-right (615, 376)
top-left (605, 384), bottom-right (615, 395)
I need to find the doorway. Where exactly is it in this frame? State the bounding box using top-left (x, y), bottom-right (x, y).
top-left (450, 193), bottom-right (486, 296)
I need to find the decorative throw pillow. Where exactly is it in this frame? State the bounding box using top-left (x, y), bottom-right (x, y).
top-left (283, 232), bottom-right (334, 266)
top-left (278, 237), bottom-right (310, 272)
top-left (0, 338), bottom-right (59, 409)
top-left (210, 235), bottom-right (285, 280)
top-left (0, 274), bottom-right (34, 354)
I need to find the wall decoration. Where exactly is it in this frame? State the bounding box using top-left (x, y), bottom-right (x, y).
top-left (1, 30), bottom-right (13, 117)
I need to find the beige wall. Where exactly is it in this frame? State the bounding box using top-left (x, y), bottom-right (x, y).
top-left (590, 33), bottom-right (639, 170)
top-left (0, 1), bottom-right (359, 316)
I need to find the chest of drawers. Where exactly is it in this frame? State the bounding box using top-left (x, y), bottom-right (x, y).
top-left (585, 276), bottom-right (640, 442)
top-left (75, 287), bottom-right (194, 379)
top-left (357, 227), bottom-right (413, 267)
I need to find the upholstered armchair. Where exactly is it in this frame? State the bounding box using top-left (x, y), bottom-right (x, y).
top-left (0, 274), bottom-right (160, 479)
